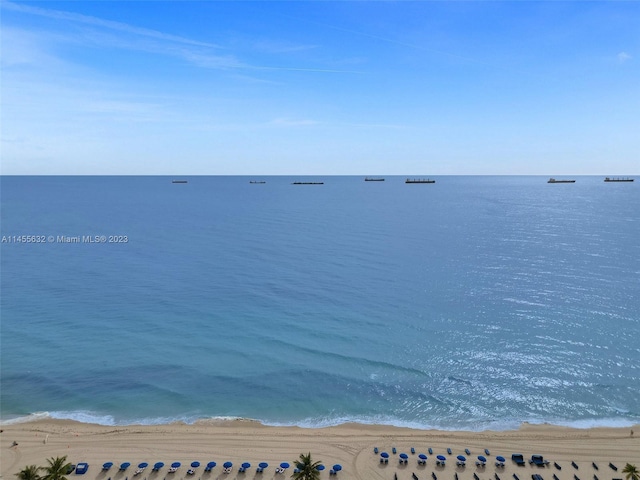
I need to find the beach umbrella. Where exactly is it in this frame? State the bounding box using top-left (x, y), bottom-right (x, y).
top-left (153, 463), bottom-right (164, 471)
top-left (206, 462), bottom-right (216, 469)
top-left (400, 454), bottom-right (409, 460)
top-left (418, 455), bottom-right (428, 460)
top-left (316, 466), bottom-right (325, 471)
top-left (223, 462), bottom-right (233, 469)
top-left (478, 456), bottom-right (487, 463)
top-left (242, 463), bottom-right (251, 470)
top-left (381, 453), bottom-right (390, 459)
top-left (280, 463), bottom-right (290, 469)
top-left (496, 457), bottom-right (506, 463)
top-left (258, 463), bottom-right (268, 469)
top-left (437, 456), bottom-right (446, 462)
top-left (191, 462), bottom-right (200, 468)
top-left (120, 463), bottom-right (131, 470)
top-left (332, 465), bottom-right (342, 472)
top-left (138, 463), bottom-right (149, 469)
top-left (171, 463), bottom-right (181, 469)
top-left (103, 463), bottom-right (113, 470)
top-left (457, 456), bottom-right (466, 462)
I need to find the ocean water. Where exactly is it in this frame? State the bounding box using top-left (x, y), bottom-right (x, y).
top-left (1, 175), bottom-right (639, 430)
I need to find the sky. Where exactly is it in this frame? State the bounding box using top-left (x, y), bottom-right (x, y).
top-left (1, 0), bottom-right (639, 175)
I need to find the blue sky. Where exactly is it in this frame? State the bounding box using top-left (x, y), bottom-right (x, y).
top-left (1, 1), bottom-right (638, 175)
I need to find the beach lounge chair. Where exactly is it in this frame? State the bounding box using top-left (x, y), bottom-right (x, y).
top-left (447, 449), bottom-right (452, 455)
top-left (594, 475), bottom-right (599, 480)
top-left (495, 474), bottom-right (501, 480)
top-left (553, 475), bottom-right (560, 480)
top-left (485, 450), bottom-right (490, 456)
top-left (473, 473), bottom-right (480, 480)
top-left (429, 448), bottom-right (433, 455)
top-left (465, 450), bottom-right (471, 455)
top-left (432, 472), bottom-right (437, 480)
top-left (455, 473), bottom-right (459, 480)
top-left (374, 447), bottom-right (379, 454)
top-left (609, 464), bottom-right (617, 471)
top-left (395, 474), bottom-right (398, 480)
top-left (554, 464), bottom-right (561, 470)
top-left (393, 448), bottom-right (397, 454)
top-left (513, 474), bottom-right (520, 480)
top-left (572, 462), bottom-right (579, 470)
top-left (592, 463), bottom-right (598, 470)
top-left (412, 473), bottom-right (419, 480)
top-left (574, 475), bottom-right (580, 480)
top-left (412, 448), bottom-right (416, 455)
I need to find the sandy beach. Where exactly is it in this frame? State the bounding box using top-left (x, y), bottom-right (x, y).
top-left (1, 420), bottom-right (638, 480)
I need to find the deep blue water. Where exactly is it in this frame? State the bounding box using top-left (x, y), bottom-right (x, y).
top-left (1, 175), bottom-right (639, 430)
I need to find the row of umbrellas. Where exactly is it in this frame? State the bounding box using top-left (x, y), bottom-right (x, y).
top-left (104, 461), bottom-right (343, 472)
top-left (380, 454), bottom-right (506, 464)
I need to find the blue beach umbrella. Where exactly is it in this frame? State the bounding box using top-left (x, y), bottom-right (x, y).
top-left (242, 463), bottom-right (251, 469)
top-left (478, 456), bottom-right (487, 463)
top-left (400, 454), bottom-right (409, 460)
top-left (258, 463), bottom-right (268, 469)
top-left (381, 453), bottom-right (389, 459)
top-left (206, 462), bottom-right (216, 469)
top-left (138, 463), bottom-right (149, 469)
top-left (496, 457), bottom-right (506, 463)
top-left (153, 463), bottom-right (164, 471)
top-left (191, 462), bottom-right (200, 468)
top-left (437, 456), bottom-right (446, 461)
top-left (103, 463), bottom-right (113, 470)
top-left (223, 462), bottom-right (233, 469)
top-left (418, 455), bottom-right (428, 460)
top-left (171, 463), bottom-right (181, 469)
top-left (316, 466), bottom-right (325, 471)
top-left (332, 465), bottom-right (342, 472)
top-left (280, 463), bottom-right (290, 469)
top-left (120, 463), bottom-right (131, 470)
top-left (457, 456), bottom-right (466, 462)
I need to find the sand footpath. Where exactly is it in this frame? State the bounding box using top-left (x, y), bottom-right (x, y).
top-left (1, 420), bottom-right (638, 480)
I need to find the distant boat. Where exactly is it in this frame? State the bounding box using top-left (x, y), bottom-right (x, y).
top-left (547, 178), bottom-right (575, 183)
top-left (405, 178), bottom-right (435, 184)
top-left (292, 182), bottom-right (324, 185)
top-left (365, 177), bottom-right (385, 181)
top-left (249, 181), bottom-right (266, 184)
top-left (604, 177), bottom-right (634, 182)
top-left (172, 180), bottom-right (188, 184)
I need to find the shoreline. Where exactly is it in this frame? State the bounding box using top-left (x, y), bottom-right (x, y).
top-left (2, 412), bottom-right (639, 432)
top-left (1, 419), bottom-right (638, 480)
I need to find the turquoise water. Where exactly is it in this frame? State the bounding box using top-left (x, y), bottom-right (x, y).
top-left (1, 175), bottom-right (639, 430)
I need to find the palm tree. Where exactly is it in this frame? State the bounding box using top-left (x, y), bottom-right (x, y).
top-left (15, 465), bottom-right (41, 480)
top-left (623, 464), bottom-right (639, 480)
top-left (291, 453), bottom-right (321, 480)
top-left (42, 456), bottom-right (72, 480)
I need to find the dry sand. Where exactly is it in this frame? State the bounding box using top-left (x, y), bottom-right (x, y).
top-left (1, 420), bottom-right (638, 480)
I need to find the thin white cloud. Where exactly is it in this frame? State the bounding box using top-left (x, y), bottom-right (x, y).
top-left (617, 52), bottom-right (632, 64)
top-left (253, 40), bottom-right (318, 54)
top-left (2, 1), bottom-right (219, 48)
